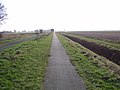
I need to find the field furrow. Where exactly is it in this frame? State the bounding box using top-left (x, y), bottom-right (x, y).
top-left (62, 34), bottom-right (120, 65)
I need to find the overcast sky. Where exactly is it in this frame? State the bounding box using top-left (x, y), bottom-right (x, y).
top-left (1, 0), bottom-right (120, 31)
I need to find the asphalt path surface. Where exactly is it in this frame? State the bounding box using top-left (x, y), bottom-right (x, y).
top-left (0, 35), bottom-right (37, 52)
top-left (44, 33), bottom-right (86, 90)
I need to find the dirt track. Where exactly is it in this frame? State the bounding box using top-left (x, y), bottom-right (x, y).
top-left (63, 34), bottom-right (120, 65)
top-left (44, 33), bottom-right (86, 90)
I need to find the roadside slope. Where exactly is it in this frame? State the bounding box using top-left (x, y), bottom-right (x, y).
top-left (0, 34), bottom-right (52, 90)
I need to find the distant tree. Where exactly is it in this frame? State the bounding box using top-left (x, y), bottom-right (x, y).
top-left (14, 30), bottom-right (17, 33)
top-left (0, 3), bottom-right (7, 25)
top-left (51, 29), bottom-right (54, 32)
top-left (35, 29), bottom-right (39, 36)
top-left (40, 29), bottom-right (43, 33)
top-left (0, 32), bottom-right (3, 38)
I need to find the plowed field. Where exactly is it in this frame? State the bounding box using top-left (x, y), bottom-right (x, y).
top-left (63, 34), bottom-right (120, 65)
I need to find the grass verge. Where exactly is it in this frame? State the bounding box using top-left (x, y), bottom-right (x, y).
top-left (57, 33), bottom-right (120, 90)
top-left (0, 34), bottom-right (53, 90)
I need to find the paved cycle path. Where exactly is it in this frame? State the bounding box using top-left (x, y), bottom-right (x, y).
top-left (44, 33), bottom-right (86, 90)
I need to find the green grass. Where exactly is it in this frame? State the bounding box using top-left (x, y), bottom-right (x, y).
top-left (64, 33), bottom-right (120, 51)
top-left (57, 34), bottom-right (120, 90)
top-left (0, 34), bottom-right (53, 90)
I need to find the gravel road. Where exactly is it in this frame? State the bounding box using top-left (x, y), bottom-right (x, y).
top-left (44, 33), bottom-right (86, 90)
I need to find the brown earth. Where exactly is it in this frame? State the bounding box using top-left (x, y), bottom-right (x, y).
top-left (63, 34), bottom-right (120, 65)
top-left (67, 31), bottom-right (120, 41)
top-left (0, 33), bottom-right (35, 40)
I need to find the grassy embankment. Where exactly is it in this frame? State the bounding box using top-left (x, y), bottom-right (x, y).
top-left (57, 34), bottom-right (120, 90)
top-left (0, 34), bottom-right (53, 90)
top-left (63, 33), bottom-right (120, 51)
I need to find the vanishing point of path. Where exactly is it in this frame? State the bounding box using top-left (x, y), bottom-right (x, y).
top-left (44, 33), bottom-right (86, 90)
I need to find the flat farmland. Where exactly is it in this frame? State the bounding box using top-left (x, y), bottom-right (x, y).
top-left (64, 31), bottom-right (120, 51)
top-left (67, 31), bottom-right (120, 41)
top-left (61, 31), bottom-right (120, 65)
top-left (0, 33), bottom-right (36, 40)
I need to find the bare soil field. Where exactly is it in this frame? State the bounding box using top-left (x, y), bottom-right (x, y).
top-left (63, 34), bottom-right (120, 65)
top-left (67, 31), bottom-right (120, 41)
top-left (0, 33), bottom-right (35, 40)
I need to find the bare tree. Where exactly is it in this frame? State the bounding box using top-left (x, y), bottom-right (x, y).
top-left (0, 3), bottom-right (7, 25)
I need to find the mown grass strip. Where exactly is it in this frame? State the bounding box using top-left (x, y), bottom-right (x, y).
top-left (0, 34), bottom-right (53, 90)
top-left (57, 34), bottom-right (120, 90)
